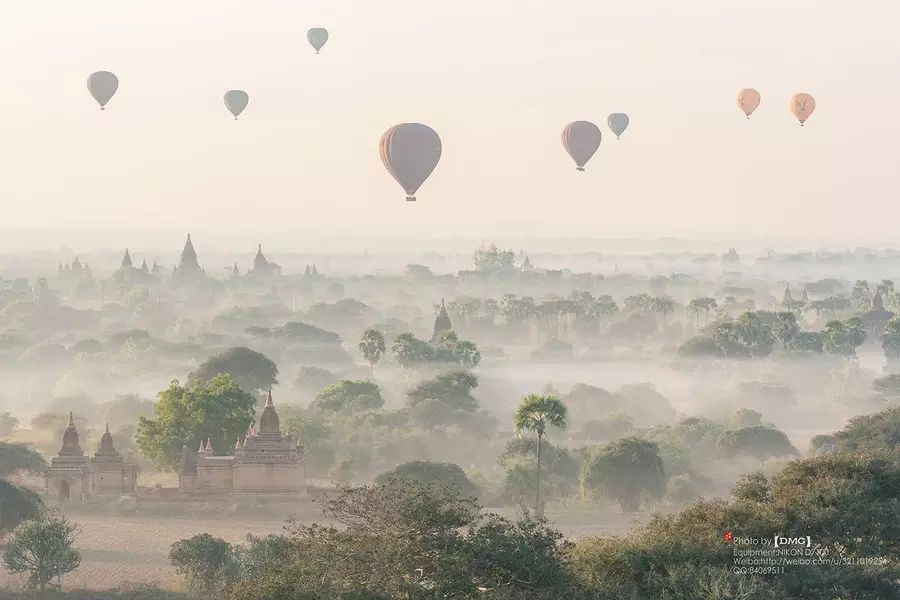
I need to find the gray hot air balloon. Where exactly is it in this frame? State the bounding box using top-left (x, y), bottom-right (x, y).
top-left (223, 90), bottom-right (249, 120)
top-left (379, 123), bottom-right (442, 202)
top-left (561, 121), bottom-right (602, 171)
top-left (307, 28), bottom-right (329, 54)
top-left (607, 113), bottom-right (630, 139)
top-left (87, 71), bottom-right (119, 110)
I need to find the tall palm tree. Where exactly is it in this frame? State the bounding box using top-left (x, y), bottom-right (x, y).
top-left (358, 328), bottom-right (386, 375)
top-left (513, 393), bottom-right (568, 516)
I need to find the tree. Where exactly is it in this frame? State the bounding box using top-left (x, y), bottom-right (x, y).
top-left (228, 480), bottom-right (571, 600)
top-left (881, 317), bottom-right (900, 362)
top-left (453, 340), bottom-right (481, 368)
top-left (292, 366), bottom-right (339, 393)
top-left (312, 380), bottom-right (384, 414)
top-left (650, 296), bottom-right (676, 328)
top-left (473, 244), bottom-right (515, 273)
top-left (391, 333), bottom-right (433, 372)
top-left (238, 534), bottom-right (291, 581)
top-left (375, 461), bottom-right (481, 498)
top-left (358, 328), bottom-right (386, 374)
top-left (716, 425), bottom-right (798, 460)
top-left (0, 411), bottom-right (19, 436)
top-left (2, 514), bottom-right (80, 592)
top-left (824, 318), bottom-right (866, 358)
top-left (169, 533), bottom-right (238, 596)
top-left (136, 375), bottom-right (256, 470)
top-left (0, 442), bottom-right (47, 478)
top-left (825, 406), bottom-right (900, 453)
top-left (513, 394), bottom-right (568, 515)
top-left (580, 436), bottom-right (666, 512)
top-left (190, 346), bottom-right (278, 394)
top-left (773, 312), bottom-right (799, 349)
top-left (851, 280), bottom-right (871, 310)
top-left (406, 371), bottom-right (479, 430)
top-left (0, 480), bottom-right (43, 536)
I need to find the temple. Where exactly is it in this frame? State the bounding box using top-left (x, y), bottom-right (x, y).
top-left (432, 299), bottom-right (453, 339)
top-left (178, 390), bottom-right (306, 496)
top-left (46, 414), bottom-right (137, 502)
top-left (177, 233), bottom-right (202, 274)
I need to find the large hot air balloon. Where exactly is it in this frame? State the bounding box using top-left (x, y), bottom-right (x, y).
top-left (791, 93), bottom-right (815, 126)
top-left (562, 121), bottom-right (602, 171)
top-left (224, 90), bottom-right (249, 120)
top-left (607, 113), bottom-right (630, 139)
top-left (87, 71), bottom-right (118, 110)
top-left (379, 123), bottom-right (442, 202)
top-left (308, 28), bottom-right (329, 54)
top-left (737, 89), bottom-right (761, 119)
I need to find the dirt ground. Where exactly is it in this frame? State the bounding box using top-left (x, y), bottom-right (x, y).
top-left (0, 503), bottom-right (644, 592)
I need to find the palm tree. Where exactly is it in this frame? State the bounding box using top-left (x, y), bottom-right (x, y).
top-left (358, 329), bottom-right (386, 375)
top-left (513, 394), bottom-right (568, 516)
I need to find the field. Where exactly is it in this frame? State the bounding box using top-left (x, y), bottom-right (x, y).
top-left (0, 504), bottom-right (642, 592)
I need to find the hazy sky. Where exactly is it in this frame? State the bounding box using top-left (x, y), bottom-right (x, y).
top-left (2, 0), bottom-right (900, 249)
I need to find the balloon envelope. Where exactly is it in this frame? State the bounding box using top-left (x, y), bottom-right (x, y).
top-left (607, 113), bottom-right (630, 139)
top-left (562, 121), bottom-right (602, 170)
top-left (379, 123), bottom-right (442, 201)
top-left (308, 28), bottom-right (329, 53)
top-left (737, 88), bottom-right (761, 118)
top-left (224, 90), bottom-right (249, 119)
top-left (87, 71), bottom-right (118, 110)
top-left (791, 93), bottom-right (815, 125)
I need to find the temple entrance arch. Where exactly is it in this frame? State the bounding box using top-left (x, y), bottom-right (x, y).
top-left (59, 480), bottom-right (70, 501)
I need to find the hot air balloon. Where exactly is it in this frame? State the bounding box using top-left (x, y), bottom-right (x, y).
top-left (87, 71), bottom-right (118, 110)
top-left (562, 121), bottom-right (602, 171)
top-left (379, 123), bottom-right (442, 202)
top-left (308, 28), bottom-right (329, 54)
top-left (737, 88), bottom-right (761, 119)
top-left (791, 93), bottom-right (815, 126)
top-left (224, 90), bottom-right (249, 120)
top-left (607, 113), bottom-right (630, 139)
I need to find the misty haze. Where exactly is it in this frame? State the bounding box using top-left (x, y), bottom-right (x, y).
top-left (0, 2), bottom-right (899, 600)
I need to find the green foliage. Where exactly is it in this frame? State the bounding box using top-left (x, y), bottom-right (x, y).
top-left (375, 461), bottom-right (481, 498)
top-left (713, 311), bottom-right (775, 358)
top-left (825, 406), bottom-right (900, 454)
top-left (823, 317), bottom-right (867, 358)
top-left (358, 328), bottom-right (386, 370)
top-left (292, 365), bottom-right (339, 393)
top-left (238, 534), bottom-right (291, 581)
top-left (578, 413), bottom-right (633, 441)
top-left (2, 513), bottom-right (80, 591)
top-left (190, 346), bottom-right (278, 394)
top-left (0, 411), bottom-right (19, 436)
top-left (473, 244), bottom-right (515, 273)
top-left (0, 479), bottom-right (43, 535)
top-left (390, 333), bottom-right (433, 370)
top-left (881, 317), bottom-right (900, 360)
top-left (312, 380), bottom-right (384, 414)
top-left (717, 425), bottom-right (798, 460)
top-left (570, 451), bottom-right (900, 599)
top-left (406, 371), bottom-right (479, 429)
top-left (580, 436), bottom-right (666, 512)
top-left (514, 394), bottom-right (568, 437)
top-left (169, 533), bottom-right (238, 597)
top-left (228, 480), bottom-right (571, 600)
top-left (0, 442), bottom-right (47, 478)
top-left (676, 335), bottom-right (724, 357)
top-left (136, 375), bottom-right (255, 470)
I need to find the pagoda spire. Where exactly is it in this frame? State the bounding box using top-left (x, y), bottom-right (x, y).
top-left (121, 248), bottom-right (133, 269)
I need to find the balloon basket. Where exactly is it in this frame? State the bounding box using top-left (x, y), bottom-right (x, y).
top-left (576, 167), bottom-right (585, 172)
top-left (406, 196), bottom-right (416, 202)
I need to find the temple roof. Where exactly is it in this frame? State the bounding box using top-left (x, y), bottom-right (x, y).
top-left (254, 244), bottom-right (269, 271)
top-left (59, 412), bottom-right (84, 457)
top-left (258, 389), bottom-right (280, 435)
top-left (179, 233), bottom-right (201, 272)
top-left (433, 299), bottom-right (453, 338)
top-left (872, 288), bottom-right (885, 310)
top-left (121, 248), bottom-right (133, 269)
top-left (95, 423), bottom-right (120, 458)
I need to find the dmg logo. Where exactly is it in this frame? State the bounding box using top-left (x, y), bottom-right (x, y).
top-left (774, 535), bottom-right (811, 548)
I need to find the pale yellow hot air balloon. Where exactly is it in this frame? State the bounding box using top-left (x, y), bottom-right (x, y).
top-left (791, 93), bottom-right (816, 126)
top-left (737, 88), bottom-right (760, 119)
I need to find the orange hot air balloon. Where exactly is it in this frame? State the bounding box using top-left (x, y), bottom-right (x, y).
top-left (737, 88), bottom-right (761, 119)
top-left (791, 93), bottom-right (816, 126)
